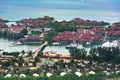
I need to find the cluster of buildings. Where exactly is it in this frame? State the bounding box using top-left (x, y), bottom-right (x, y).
top-left (1, 16), bottom-right (119, 45)
top-left (0, 18), bottom-right (8, 31)
top-left (60, 18), bottom-right (109, 27)
top-left (52, 27), bottom-right (104, 44)
top-left (106, 22), bottom-right (120, 37)
top-left (19, 16), bottom-right (54, 27)
top-left (10, 24), bottom-right (27, 33)
top-left (53, 20), bottom-right (120, 44)
top-left (43, 51), bottom-right (71, 59)
top-left (19, 36), bottom-right (42, 44)
top-left (0, 16), bottom-right (119, 47)
top-left (71, 18), bottom-right (108, 25)
top-left (0, 51), bottom-right (15, 73)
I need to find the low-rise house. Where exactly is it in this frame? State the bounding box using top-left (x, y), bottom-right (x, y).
top-left (80, 33), bottom-right (101, 43)
top-left (91, 27), bottom-right (103, 36)
top-left (0, 65), bottom-right (5, 72)
top-left (44, 28), bottom-right (54, 31)
top-left (61, 20), bottom-right (68, 26)
top-left (31, 28), bottom-right (43, 32)
top-left (53, 30), bottom-right (102, 44)
top-left (0, 22), bottom-right (9, 31)
top-left (43, 51), bottom-right (71, 59)
top-left (29, 67), bottom-right (38, 70)
top-left (106, 30), bottom-right (120, 37)
top-left (0, 55), bottom-right (14, 62)
top-left (36, 62), bottom-right (42, 68)
top-left (10, 24), bottom-right (26, 33)
top-left (71, 18), bottom-right (108, 26)
top-left (23, 57), bottom-right (35, 63)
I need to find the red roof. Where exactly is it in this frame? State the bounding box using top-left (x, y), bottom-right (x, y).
top-left (91, 27), bottom-right (103, 33)
top-left (53, 31), bottom-right (101, 42)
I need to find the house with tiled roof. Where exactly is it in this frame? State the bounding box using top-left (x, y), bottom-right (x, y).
top-left (10, 24), bottom-right (26, 33)
top-left (53, 30), bottom-right (102, 44)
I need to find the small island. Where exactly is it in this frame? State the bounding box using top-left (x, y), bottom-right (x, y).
top-left (0, 16), bottom-right (120, 80)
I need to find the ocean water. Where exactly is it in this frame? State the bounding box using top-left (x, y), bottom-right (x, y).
top-left (0, 0), bottom-right (120, 23)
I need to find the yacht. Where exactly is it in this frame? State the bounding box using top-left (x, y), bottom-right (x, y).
top-left (17, 41), bottom-right (22, 45)
top-left (86, 42), bottom-right (91, 45)
top-left (66, 43), bottom-right (77, 49)
top-left (52, 42), bottom-right (60, 46)
top-left (0, 48), bottom-right (4, 51)
top-left (76, 44), bottom-right (83, 49)
top-left (9, 42), bottom-right (18, 47)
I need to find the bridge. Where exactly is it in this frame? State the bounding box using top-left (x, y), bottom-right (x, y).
top-left (32, 41), bottom-right (48, 58)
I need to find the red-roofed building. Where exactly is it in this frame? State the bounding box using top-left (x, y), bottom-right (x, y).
top-left (10, 24), bottom-right (26, 33)
top-left (53, 30), bottom-right (102, 44)
top-left (91, 27), bottom-right (103, 36)
top-left (80, 33), bottom-right (101, 42)
top-left (106, 30), bottom-right (120, 37)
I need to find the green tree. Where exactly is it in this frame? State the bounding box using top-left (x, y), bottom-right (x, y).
top-left (18, 57), bottom-right (24, 66)
top-left (43, 31), bottom-right (58, 44)
top-left (20, 29), bottom-right (28, 35)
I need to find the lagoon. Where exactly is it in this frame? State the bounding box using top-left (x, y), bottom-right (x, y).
top-left (0, 38), bottom-right (101, 55)
top-left (0, 38), bottom-right (70, 54)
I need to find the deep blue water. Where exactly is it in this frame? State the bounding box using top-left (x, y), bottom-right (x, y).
top-left (0, 0), bottom-right (120, 23)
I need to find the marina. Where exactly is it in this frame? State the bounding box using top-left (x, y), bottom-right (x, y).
top-left (0, 38), bottom-right (98, 54)
top-left (0, 37), bottom-right (119, 53)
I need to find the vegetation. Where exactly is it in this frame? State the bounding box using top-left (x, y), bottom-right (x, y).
top-left (3, 52), bottom-right (19, 57)
top-left (69, 47), bottom-right (120, 64)
top-left (0, 73), bottom-right (120, 80)
top-left (69, 48), bottom-right (87, 59)
top-left (0, 29), bottom-right (28, 40)
top-left (89, 47), bottom-right (120, 63)
top-left (49, 21), bottom-right (77, 32)
top-left (1, 20), bottom-right (9, 23)
top-left (43, 31), bottom-right (58, 45)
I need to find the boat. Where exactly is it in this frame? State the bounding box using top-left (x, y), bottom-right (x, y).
top-left (76, 44), bottom-right (83, 49)
top-left (86, 42), bottom-right (91, 45)
top-left (9, 42), bottom-right (18, 47)
top-left (66, 43), bottom-right (77, 49)
top-left (52, 42), bottom-right (60, 46)
top-left (0, 48), bottom-right (4, 51)
top-left (17, 41), bottom-right (22, 45)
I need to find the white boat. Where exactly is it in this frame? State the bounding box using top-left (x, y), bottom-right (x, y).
top-left (76, 44), bottom-right (83, 49)
top-left (0, 48), bottom-right (4, 51)
top-left (52, 42), bottom-right (59, 46)
top-left (17, 41), bottom-right (22, 45)
top-left (9, 42), bottom-right (18, 47)
top-left (66, 43), bottom-right (77, 49)
top-left (86, 42), bottom-right (91, 45)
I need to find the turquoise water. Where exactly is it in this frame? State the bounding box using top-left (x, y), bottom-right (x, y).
top-left (0, 0), bottom-right (120, 23)
top-left (0, 38), bottom-right (93, 54)
top-left (0, 38), bottom-right (70, 54)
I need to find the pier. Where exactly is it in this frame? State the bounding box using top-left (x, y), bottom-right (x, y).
top-left (32, 41), bottom-right (48, 58)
